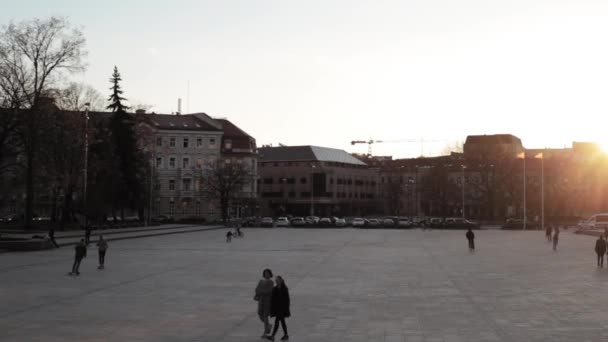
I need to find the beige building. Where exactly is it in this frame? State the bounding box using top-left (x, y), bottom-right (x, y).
top-left (140, 112), bottom-right (257, 220)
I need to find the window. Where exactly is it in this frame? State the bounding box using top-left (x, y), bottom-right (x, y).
top-left (196, 159), bottom-right (204, 169)
top-left (224, 139), bottom-right (232, 149)
top-left (209, 138), bottom-right (216, 147)
top-left (154, 182), bottom-right (161, 191)
top-left (300, 177), bottom-right (307, 184)
top-left (182, 178), bottom-right (191, 191)
top-left (156, 157), bottom-right (162, 168)
top-left (182, 157), bottom-right (190, 169)
top-left (169, 180), bottom-right (175, 191)
top-left (170, 137), bottom-right (176, 147)
top-left (169, 157), bottom-right (176, 169)
top-left (263, 178), bottom-right (274, 185)
top-left (197, 137), bottom-right (203, 147)
top-left (156, 137), bottom-right (162, 147)
top-left (169, 201), bottom-right (175, 216)
top-left (183, 137), bottom-right (189, 148)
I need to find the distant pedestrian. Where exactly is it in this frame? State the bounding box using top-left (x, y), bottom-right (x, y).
top-left (84, 226), bottom-right (92, 246)
top-left (266, 275), bottom-right (291, 341)
top-left (255, 268), bottom-right (274, 338)
top-left (48, 227), bottom-right (59, 248)
top-left (97, 235), bottom-right (108, 269)
top-left (226, 231), bottom-right (233, 243)
top-left (553, 227), bottom-right (560, 251)
top-left (466, 228), bottom-right (475, 252)
top-left (596, 235), bottom-right (606, 268)
top-left (545, 225), bottom-right (552, 242)
top-left (70, 239), bottom-right (87, 276)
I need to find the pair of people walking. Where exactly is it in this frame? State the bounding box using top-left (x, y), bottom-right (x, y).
top-left (255, 268), bottom-right (291, 341)
top-left (69, 236), bottom-right (108, 275)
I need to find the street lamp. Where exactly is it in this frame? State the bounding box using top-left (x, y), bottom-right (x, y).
top-left (83, 102), bottom-right (90, 231)
top-left (310, 164), bottom-right (316, 216)
top-left (461, 165), bottom-right (466, 219)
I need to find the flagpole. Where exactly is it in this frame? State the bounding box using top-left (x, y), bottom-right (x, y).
top-left (523, 153), bottom-right (526, 231)
top-left (541, 155), bottom-right (544, 232)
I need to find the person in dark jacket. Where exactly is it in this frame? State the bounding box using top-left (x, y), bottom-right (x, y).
top-left (596, 235), bottom-right (607, 267)
top-left (226, 231), bottom-right (233, 243)
top-left (70, 239), bottom-right (87, 275)
top-left (553, 227), bottom-right (560, 251)
top-left (466, 228), bottom-right (475, 252)
top-left (97, 235), bottom-right (108, 269)
top-left (48, 227), bottom-right (59, 248)
top-left (84, 226), bottom-right (92, 246)
top-left (266, 275), bottom-right (291, 341)
top-left (545, 225), bottom-right (552, 242)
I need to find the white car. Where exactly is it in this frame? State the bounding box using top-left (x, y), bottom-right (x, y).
top-left (334, 218), bottom-right (346, 227)
top-left (352, 218), bottom-right (366, 227)
top-left (261, 217), bottom-right (274, 227)
top-left (398, 218), bottom-right (411, 228)
top-left (578, 213), bottom-right (608, 230)
top-left (275, 217), bottom-right (290, 227)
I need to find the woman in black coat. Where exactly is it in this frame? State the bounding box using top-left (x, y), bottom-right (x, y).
top-left (266, 276), bottom-right (291, 341)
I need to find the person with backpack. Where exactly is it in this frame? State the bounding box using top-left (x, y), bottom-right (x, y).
top-left (595, 235), bottom-right (607, 267)
top-left (266, 275), bottom-right (291, 341)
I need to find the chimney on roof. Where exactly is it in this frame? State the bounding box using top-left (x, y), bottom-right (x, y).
top-left (135, 109), bottom-right (146, 114)
top-left (177, 98), bottom-right (182, 115)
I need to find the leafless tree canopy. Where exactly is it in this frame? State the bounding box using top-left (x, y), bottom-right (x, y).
top-left (0, 16), bottom-right (87, 108)
top-left (54, 82), bottom-right (105, 111)
top-left (203, 160), bottom-right (250, 221)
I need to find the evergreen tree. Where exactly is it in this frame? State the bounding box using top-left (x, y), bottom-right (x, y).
top-left (104, 67), bottom-right (146, 218)
top-left (107, 66), bottom-right (130, 113)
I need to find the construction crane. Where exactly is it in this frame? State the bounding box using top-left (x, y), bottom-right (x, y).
top-left (351, 138), bottom-right (447, 157)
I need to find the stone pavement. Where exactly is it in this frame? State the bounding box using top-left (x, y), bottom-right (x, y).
top-left (0, 228), bottom-right (606, 342)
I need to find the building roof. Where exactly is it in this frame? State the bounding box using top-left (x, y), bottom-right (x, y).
top-left (465, 134), bottom-right (522, 145)
top-left (144, 113), bottom-right (220, 131)
top-left (259, 146), bottom-right (366, 165)
top-left (216, 119), bottom-right (257, 154)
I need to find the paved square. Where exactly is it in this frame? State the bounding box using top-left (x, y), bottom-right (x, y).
top-left (1, 228), bottom-right (606, 342)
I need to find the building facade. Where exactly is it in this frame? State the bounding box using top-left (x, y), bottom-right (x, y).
top-left (258, 146), bottom-right (381, 217)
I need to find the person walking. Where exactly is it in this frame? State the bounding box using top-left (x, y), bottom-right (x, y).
top-left (466, 228), bottom-right (475, 252)
top-left (595, 235), bottom-right (607, 267)
top-left (266, 276), bottom-right (291, 341)
top-left (85, 226), bottom-right (92, 246)
top-left (97, 235), bottom-right (108, 269)
top-left (553, 227), bottom-right (560, 251)
top-left (255, 268), bottom-right (274, 338)
top-left (545, 225), bottom-right (553, 242)
top-left (48, 227), bottom-right (59, 248)
top-left (226, 230), bottom-right (233, 243)
top-left (70, 239), bottom-right (87, 276)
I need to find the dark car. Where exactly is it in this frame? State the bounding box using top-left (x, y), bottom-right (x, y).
top-left (366, 218), bottom-right (382, 228)
top-left (443, 218), bottom-right (479, 229)
top-left (319, 217), bottom-right (333, 227)
top-left (241, 217), bottom-right (259, 227)
top-left (428, 217), bottom-right (443, 228)
top-left (502, 218), bottom-right (539, 230)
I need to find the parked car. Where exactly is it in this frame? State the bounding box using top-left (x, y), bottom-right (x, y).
top-left (241, 217), bottom-right (259, 227)
top-left (352, 217), bottom-right (366, 228)
top-left (428, 217), bottom-right (443, 228)
top-left (305, 216), bottom-right (320, 226)
top-left (261, 217), bottom-right (274, 227)
top-left (366, 218), bottom-right (382, 228)
top-left (290, 217), bottom-right (307, 227)
top-left (153, 215), bottom-right (172, 224)
top-left (383, 218), bottom-right (396, 227)
top-left (443, 217), bottom-right (479, 229)
top-left (578, 213), bottom-right (608, 230)
top-left (275, 217), bottom-right (290, 227)
top-left (502, 218), bottom-right (539, 230)
top-left (344, 217), bottom-right (355, 226)
top-left (319, 217), bottom-right (333, 227)
top-left (334, 218), bottom-right (347, 227)
top-left (397, 217), bottom-right (412, 228)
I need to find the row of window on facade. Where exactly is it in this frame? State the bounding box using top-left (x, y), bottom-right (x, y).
top-left (155, 156), bottom-right (251, 170)
top-left (261, 177), bottom-right (377, 186)
top-left (261, 191), bottom-right (375, 199)
top-left (155, 178), bottom-right (196, 192)
top-left (259, 161), bottom-right (367, 169)
top-left (156, 136), bottom-right (232, 150)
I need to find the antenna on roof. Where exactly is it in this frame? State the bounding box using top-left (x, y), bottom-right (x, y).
top-left (177, 98), bottom-right (182, 115)
top-left (187, 80), bottom-right (190, 114)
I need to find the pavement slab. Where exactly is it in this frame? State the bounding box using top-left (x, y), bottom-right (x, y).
top-left (0, 228), bottom-right (604, 341)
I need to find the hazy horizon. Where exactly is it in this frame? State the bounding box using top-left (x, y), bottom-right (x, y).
top-left (3, 0), bottom-right (608, 158)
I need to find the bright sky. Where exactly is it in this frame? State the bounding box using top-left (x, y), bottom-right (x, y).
top-left (3, 0), bottom-right (608, 158)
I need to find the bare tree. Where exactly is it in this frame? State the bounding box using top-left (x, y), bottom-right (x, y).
top-left (202, 160), bottom-right (250, 222)
top-left (54, 82), bottom-right (105, 111)
top-left (440, 139), bottom-right (464, 155)
top-left (0, 16), bottom-right (87, 228)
